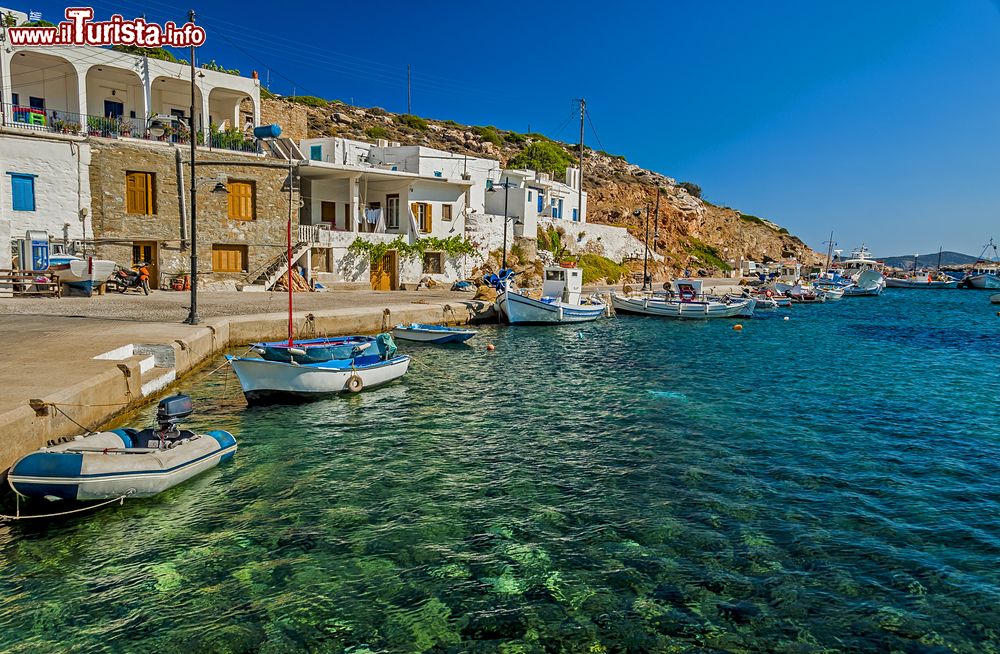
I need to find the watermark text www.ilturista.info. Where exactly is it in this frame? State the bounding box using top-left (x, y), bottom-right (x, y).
top-left (7, 7), bottom-right (206, 47)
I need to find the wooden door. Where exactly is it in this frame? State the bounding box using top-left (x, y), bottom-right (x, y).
top-left (132, 241), bottom-right (158, 289)
top-left (321, 201), bottom-right (336, 226)
top-left (370, 250), bottom-right (397, 291)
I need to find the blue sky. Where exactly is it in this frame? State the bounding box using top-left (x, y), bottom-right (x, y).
top-left (21, 0), bottom-right (1000, 256)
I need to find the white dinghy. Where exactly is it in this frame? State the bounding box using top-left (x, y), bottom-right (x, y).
top-left (612, 279), bottom-right (754, 319)
top-left (8, 395), bottom-right (236, 502)
top-left (491, 266), bottom-right (606, 325)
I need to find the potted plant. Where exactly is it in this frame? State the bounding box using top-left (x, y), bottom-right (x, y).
top-left (119, 119), bottom-right (132, 137)
top-left (87, 115), bottom-right (104, 136)
top-left (52, 118), bottom-right (68, 134)
top-left (159, 125), bottom-right (175, 141)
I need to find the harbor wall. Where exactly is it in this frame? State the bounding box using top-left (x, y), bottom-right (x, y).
top-left (0, 300), bottom-right (482, 474)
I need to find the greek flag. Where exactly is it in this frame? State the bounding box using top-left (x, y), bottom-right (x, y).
top-left (28, 10), bottom-right (42, 21)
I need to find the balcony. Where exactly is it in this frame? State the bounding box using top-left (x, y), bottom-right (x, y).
top-left (0, 103), bottom-right (262, 154)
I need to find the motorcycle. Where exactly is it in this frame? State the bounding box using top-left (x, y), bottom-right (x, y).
top-left (112, 262), bottom-right (151, 295)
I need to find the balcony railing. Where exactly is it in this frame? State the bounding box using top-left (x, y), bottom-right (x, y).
top-left (0, 103), bottom-right (261, 154)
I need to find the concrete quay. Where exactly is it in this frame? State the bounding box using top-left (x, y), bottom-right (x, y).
top-left (0, 289), bottom-right (484, 474)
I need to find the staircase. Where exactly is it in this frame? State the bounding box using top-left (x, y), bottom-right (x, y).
top-left (240, 241), bottom-right (311, 292)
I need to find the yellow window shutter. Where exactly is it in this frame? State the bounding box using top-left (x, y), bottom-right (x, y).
top-left (410, 202), bottom-right (418, 223)
top-left (426, 203), bottom-right (432, 232)
top-left (144, 174), bottom-right (152, 214)
top-left (125, 174), bottom-right (136, 213)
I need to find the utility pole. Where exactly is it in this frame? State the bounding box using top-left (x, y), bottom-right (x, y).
top-left (653, 186), bottom-right (660, 244)
top-left (186, 8), bottom-right (199, 325)
top-left (578, 98), bottom-right (585, 222)
top-left (643, 202), bottom-right (651, 290)
top-left (407, 64), bottom-right (412, 114)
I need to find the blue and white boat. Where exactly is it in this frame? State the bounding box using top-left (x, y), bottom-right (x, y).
top-left (7, 395), bottom-right (236, 502)
top-left (392, 323), bottom-right (476, 344)
top-left (490, 266), bottom-right (606, 325)
top-left (252, 335), bottom-right (376, 363)
top-left (47, 254), bottom-right (116, 294)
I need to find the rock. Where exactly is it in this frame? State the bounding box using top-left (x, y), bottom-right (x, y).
top-left (473, 285), bottom-right (497, 302)
top-left (331, 112), bottom-right (351, 124)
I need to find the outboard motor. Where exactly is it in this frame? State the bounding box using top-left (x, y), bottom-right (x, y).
top-left (156, 394), bottom-right (193, 434)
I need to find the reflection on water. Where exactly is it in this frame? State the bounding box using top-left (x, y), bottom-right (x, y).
top-left (0, 290), bottom-right (998, 652)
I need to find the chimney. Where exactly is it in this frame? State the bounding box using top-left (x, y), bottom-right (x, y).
top-left (251, 71), bottom-right (258, 80)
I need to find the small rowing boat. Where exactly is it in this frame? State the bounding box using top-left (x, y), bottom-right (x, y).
top-left (392, 323), bottom-right (476, 344)
top-left (252, 335), bottom-right (377, 363)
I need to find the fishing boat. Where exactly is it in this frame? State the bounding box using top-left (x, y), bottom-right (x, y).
top-left (47, 254), bottom-right (116, 295)
top-left (885, 275), bottom-right (959, 289)
top-left (491, 266), bottom-right (606, 325)
top-left (7, 395), bottom-right (236, 502)
top-left (612, 279), bottom-right (754, 319)
top-left (252, 335), bottom-right (376, 363)
top-left (831, 245), bottom-right (886, 296)
top-left (392, 323), bottom-right (476, 344)
top-left (786, 283), bottom-right (826, 304)
top-left (226, 351), bottom-right (410, 405)
top-left (962, 240), bottom-right (1000, 289)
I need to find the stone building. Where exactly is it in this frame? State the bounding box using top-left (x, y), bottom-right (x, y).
top-left (89, 140), bottom-right (297, 289)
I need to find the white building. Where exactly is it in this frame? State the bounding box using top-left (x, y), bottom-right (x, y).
top-left (297, 137), bottom-right (500, 289)
top-left (0, 7), bottom-right (260, 136)
top-left (0, 5), bottom-right (262, 271)
top-left (485, 167), bottom-right (587, 234)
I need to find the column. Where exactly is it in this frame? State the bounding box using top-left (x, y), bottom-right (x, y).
top-left (74, 65), bottom-right (88, 128)
top-left (0, 49), bottom-right (13, 115)
top-left (199, 84), bottom-right (210, 135)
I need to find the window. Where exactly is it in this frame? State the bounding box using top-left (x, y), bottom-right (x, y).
top-left (572, 208), bottom-right (579, 221)
top-left (8, 173), bottom-right (36, 211)
top-left (11, 93), bottom-right (18, 106)
top-left (441, 204), bottom-right (453, 221)
top-left (125, 172), bottom-right (155, 215)
top-left (227, 181), bottom-right (255, 221)
top-left (528, 190), bottom-right (533, 202)
top-left (412, 202), bottom-right (432, 232)
top-left (29, 97), bottom-right (44, 110)
top-left (422, 251), bottom-right (444, 274)
top-left (310, 144), bottom-right (322, 161)
top-left (212, 244), bottom-right (248, 272)
top-left (386, 194), bottom-right (400, 229)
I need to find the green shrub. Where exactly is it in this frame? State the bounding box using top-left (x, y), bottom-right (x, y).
top-left (365, 125), bottom-right (390, 140)
top-left (288, 95), bottom-right (329, 107)
top-left (579, 254), bottom-right (629, 284)
top-left (504, 131), bottom-right (527, 145)
top-left (471, 125), bottom-right (503, 146)
top-left (739, 212), bottom-right (765, 225)
top-left (525, 133), bottom-right (552, 142)
top-left (200, 59), bottom-right (240, 75)
top-left (508, 141), bottom-right (576, 175)
top-left (396, 114), bottom-right (429, 130)
top-left (777, 227), bottom-right (789, 235)
top-left (441, 119), bottom-right (460, 127)
top-left (112, 45), bottom-right (177, 63)
top-left (260, 87), bottom-right (277, 100)
top-left (685, 238), bottom-right (732, 271)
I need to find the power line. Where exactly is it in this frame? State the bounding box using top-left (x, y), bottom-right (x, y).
top-left (585, 107), bottom-right (607, 154)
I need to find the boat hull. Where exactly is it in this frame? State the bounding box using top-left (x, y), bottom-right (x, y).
top-left (966, 274), bottom-right (1000, 289)
top-left (48, 257), bottom-right (116, 292)
top-left (885, 278), bottom-right (959, 289)
top-left (611, 293), bottom-right (752, 318)
top-left (8, 429), bottom-right (237, 501)
top-left (496, 292), bottom-right (605, 325)
top-left (392, 324), bottom-right (476, 344)
top-left (227, 355), bottom-right (410, 405)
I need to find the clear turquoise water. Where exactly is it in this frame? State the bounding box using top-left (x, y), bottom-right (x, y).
top-left (1, 290), bottom-right (999, 653)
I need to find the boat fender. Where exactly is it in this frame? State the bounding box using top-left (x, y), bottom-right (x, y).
top-left (765, 289), bottom-right (773, 298)
top-left (346, 374), bottom-right (364, 393)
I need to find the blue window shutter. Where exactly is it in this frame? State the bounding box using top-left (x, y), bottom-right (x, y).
top-left (9, 174), bottom-right (36, 212)
top-left (310, 145), bottom-right (322, 161)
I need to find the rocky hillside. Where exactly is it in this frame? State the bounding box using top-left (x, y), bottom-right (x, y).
top-left (263, 97), bottom-right (822, 274)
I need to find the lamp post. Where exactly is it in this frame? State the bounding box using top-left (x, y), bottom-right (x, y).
top-left (488, 177), bottom-right (517, 270)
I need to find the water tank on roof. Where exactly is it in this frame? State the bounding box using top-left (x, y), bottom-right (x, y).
top-left (252, 124), bottom-right (281, 139)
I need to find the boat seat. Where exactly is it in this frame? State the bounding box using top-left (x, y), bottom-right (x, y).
top-left (131, 428), bottom-right (197, 449)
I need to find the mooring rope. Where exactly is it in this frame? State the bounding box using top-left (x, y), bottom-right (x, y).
top-left (0, 489), bottom-right (135, 521)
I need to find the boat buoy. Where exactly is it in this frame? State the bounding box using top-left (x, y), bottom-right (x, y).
top-left (486, 343), bottom-right (496, 351)
top-left (783, 316), bottom-right (790, 321)
top-left (733, 324), bottom-right (743, 331)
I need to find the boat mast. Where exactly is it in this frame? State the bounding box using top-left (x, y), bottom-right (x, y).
top-left (577, 98), bottom-right (584, 229)
top-left (824, 231), bottom-right (834, 271)
top-left (936, 247), bottom-right (942, 271)
top-left (287, 151), bottom-right (294, 348)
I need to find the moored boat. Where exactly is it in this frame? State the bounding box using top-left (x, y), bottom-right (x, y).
top-left (226, 353), bottom-right (411, 405)
top-left (7, 395), bottom-right (236, 502)
top-left (491, 266), bottom-right (606, 325)
top-left (392, 323), bottom-right (476, 344)
top-left (885, 275), bottom-right (959, 289)
top-left (612, 279), bottom-right (754, 319)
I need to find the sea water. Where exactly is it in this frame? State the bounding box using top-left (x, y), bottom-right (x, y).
top-left (0, 290), bottom-right (998, 652)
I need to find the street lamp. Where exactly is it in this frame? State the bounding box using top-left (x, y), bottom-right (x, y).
top-left (488, 176), bottom-right (518, 270)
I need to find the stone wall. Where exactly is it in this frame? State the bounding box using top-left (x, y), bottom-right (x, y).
top-left (89, 140), bottom-right (298, 290)
top-left (260, 98), bottom-right (309, 142)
